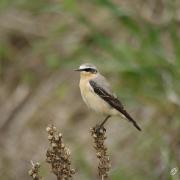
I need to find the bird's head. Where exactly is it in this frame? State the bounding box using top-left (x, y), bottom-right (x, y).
top-left (75, 63), bottom-right (98, 77)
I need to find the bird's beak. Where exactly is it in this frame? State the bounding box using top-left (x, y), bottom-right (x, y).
top-left (74, 69), bottom-right (81, 71)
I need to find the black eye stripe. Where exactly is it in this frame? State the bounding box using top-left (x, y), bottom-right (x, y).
top-left (83, 68), bottom-right (97, 73)
top-left (85, 68), bottom-right (92, 71)
top-left (82, 68), bottom-right (97, 73)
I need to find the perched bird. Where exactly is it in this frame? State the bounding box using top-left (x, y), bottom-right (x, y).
top-left (75, 63), bottom-right (141, 131)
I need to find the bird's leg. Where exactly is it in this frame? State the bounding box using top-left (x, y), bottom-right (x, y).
top-left (95, 115), bottom-right (111, 134)
top-left (99, 115), bottom-right (111, 128)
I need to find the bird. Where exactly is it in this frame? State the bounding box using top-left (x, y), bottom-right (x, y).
top-left (75, 63), bottom-right (141, 131)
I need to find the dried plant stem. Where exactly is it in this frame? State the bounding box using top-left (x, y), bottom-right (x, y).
top-left (46, 124), bottom-right (75, 180)
top-left (102, 175), bottom-right (104, 180)
top-left (28, 161), bottom-right (42, 180)
top-left (91, 125), bottom-right (111, 179)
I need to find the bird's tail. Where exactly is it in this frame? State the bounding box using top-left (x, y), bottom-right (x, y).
top-left (121, 109), bottom-right (141, 131)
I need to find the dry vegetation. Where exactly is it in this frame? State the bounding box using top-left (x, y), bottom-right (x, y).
top-left (28, 161), bottom-right (42, 180)
top-left (90, 126), bottom-right (111, 179)
top-left (28, 124), bottom-right (110, 180)
top-left (0, 0), bottom-right (180, 179)
top-left (46, 124), bottom-right (75, 179)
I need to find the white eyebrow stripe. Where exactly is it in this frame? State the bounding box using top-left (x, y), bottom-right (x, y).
top-left (79, 65), bottom-right (88, 69)
top-left (79, 64), bottom-right (97, 71)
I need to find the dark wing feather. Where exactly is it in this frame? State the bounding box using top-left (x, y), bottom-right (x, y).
top-left (89, 80), bottom-right (141, 131)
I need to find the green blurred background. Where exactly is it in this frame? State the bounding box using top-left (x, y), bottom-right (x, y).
top-left (0, 0), bottom-right (179, 179)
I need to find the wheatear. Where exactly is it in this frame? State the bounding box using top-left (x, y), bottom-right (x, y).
top-left (75, 63), bottom-right (141, 131)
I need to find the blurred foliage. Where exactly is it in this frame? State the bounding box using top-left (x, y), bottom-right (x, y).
top-left (0, 0), bottom-right (180, 180)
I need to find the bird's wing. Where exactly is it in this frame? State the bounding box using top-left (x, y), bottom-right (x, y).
top-left (89, 79), bottom-right (141, 131)
top-left (91, 74), bottom-right (114, 95)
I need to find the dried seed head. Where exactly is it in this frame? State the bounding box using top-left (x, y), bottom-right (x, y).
top-left (97, 152), bottom-right (102, 158)
top-left (48, 135), bottom-right (53, 140)
top-left (54, 135), bottom-right (59, 141)
top-left (46, 124), bottom-right (75, 179)
top-left (61, 143), bottom-right (65, 148)
top-left (46, 127), bottom-right (51, 132)
top-left (28, 170), bottom-right (33, 176)
top-left (52, 126), bottom-right (56, 131)
top-left (28, 161), bottom-right (42, 180)
top-left (51, 142), bottom-right (57, 148)
top-left (35, 162), bottom-right (40, 168)
top-left (71, 169), bottom-right (76, 174)
top-left (91, 125), bottom-right (111, 179)
top-left (32, 174), bottom-right (37, 179)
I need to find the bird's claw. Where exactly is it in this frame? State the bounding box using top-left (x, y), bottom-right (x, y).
top-left (94, 124), bottom-right (106, 136)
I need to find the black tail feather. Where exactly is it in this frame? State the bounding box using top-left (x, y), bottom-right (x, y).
top-left (121, 109), bottom-right (142, 131)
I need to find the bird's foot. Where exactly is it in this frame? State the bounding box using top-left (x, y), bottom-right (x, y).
top-left (94, 124), bottom-right (106, 136)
